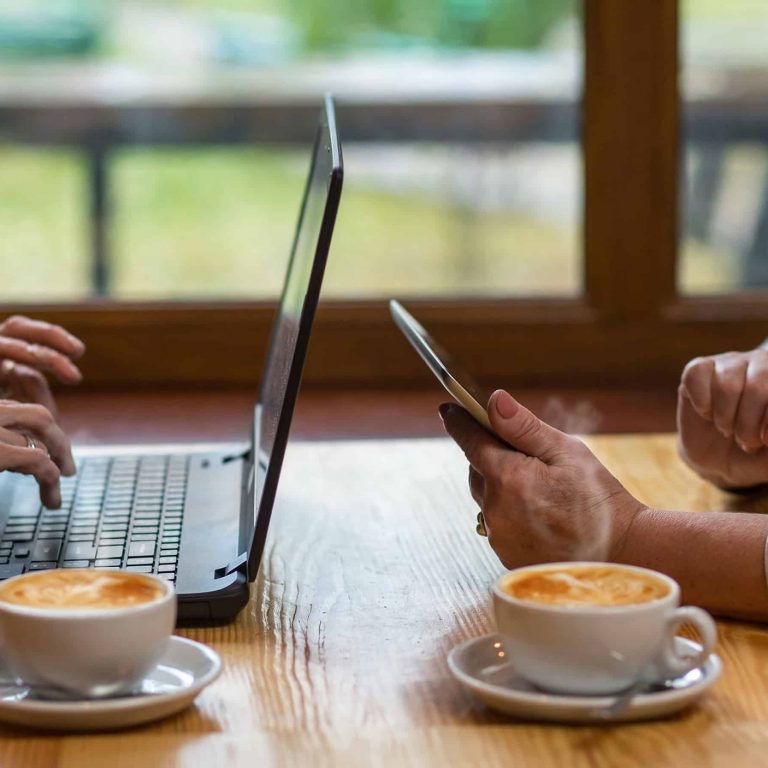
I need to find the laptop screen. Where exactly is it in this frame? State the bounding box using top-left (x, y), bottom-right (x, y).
top-left (243, 96), bottom-right (343, 578)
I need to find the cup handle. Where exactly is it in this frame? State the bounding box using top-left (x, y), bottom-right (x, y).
top-left (658, 606), bottom-right (717, 678)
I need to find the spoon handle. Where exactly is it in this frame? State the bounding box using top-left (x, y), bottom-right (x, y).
top-left (594, 679), bottom-right (647, 719)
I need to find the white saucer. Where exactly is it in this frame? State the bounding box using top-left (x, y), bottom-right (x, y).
top-left (448, 633), bottom-right (722, 723)
top-left (0, 635), bottom-right (221, 731)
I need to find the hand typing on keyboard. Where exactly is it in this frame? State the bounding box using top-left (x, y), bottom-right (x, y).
top-left (0, 315), bottom-right (85, 417)
top-left (0, 315), bottom-right (84, 509)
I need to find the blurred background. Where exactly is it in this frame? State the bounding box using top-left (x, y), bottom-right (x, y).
top-left (0, 0), bottom-right (581, 302)
top-left (0, 1), bottom-right (765, 303)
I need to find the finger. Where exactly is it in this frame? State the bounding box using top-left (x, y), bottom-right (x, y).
top-left (711, 355), bottom-right (749, 438)
top-left (1, 361), bottom-right (58, 416)
top-left (487, 389), bottom-right (574, 464)
top-left (0, 315), bottom-right (85, 359)
top-left (0, 443), bottom-right (62, 508)
top-left (0, 402), bottom-right (75, 476)
top-left (734, 356), bottom-right (768, 452)
top-left (468, 465), bottom-right (485, 506)
top-left (0, 337), bottom-right (82, 384)
top-left (680, 357), bottom-right (715, 420)
top-left (440, 402), bottom-right (520, 478)
top-left (0, 427), bottom-right (26, 448)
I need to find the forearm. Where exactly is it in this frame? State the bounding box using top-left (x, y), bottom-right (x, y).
top-left (614, 507), bottom-right (768, 621)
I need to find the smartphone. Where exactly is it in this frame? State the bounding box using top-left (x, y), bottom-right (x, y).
top-left (389, 300), bottom-right (496, 435)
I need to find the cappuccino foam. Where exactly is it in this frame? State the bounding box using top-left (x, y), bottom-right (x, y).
top-left (503, 565), bottom-right (668, 607)
top-left (0, 570), bottom-right (165, 610)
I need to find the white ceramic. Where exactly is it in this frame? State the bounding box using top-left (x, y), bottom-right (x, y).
top-left (0, 635), bottom-right (221, 731)
top-left (493, 563), bottom-right (717, 695)
top-left (448, 633), bottom-right (722, 723)
top-left (0, 570), bottom-right (176, 698)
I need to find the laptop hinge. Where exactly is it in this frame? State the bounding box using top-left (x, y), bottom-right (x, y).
top-left (223, 448), bottom-right (251, 464)
top-left (215, 551), bottom-right (249, 579)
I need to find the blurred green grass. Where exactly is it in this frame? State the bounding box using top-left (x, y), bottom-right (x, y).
top-left (0, 145), bottom-right (583, 302)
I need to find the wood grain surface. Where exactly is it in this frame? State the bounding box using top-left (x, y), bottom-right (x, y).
top-left (1, 433), bottom-right (768, 767)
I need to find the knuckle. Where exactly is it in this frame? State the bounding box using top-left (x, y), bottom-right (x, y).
top-left (29, 403), bottom-right (53, 423)
top-left (17, 366), bottom-right (43, 383)
top-left (0, 315), bottom-right (27, 334)
top-left (512, 414), bottom-right (541, 442)
top-left (681, 357), bottom-right (711, 385)
top-left (741, 381), bottom-right (766, 407)
top-left (496, 464), bottom-right (525, 496)
top-left (37, 458), bottom-right (60, 485)
top-left (712, 374), bottom-right (742, 399)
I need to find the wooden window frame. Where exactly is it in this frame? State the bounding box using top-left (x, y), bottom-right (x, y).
top-left (3, 1), bottom-right (767, 389)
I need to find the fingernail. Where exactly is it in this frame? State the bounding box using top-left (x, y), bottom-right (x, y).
top-left (493, 390), bottom-right (517, 419)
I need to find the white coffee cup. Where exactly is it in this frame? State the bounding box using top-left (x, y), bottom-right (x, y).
top-left (0, 570), bottom-right (176, 698)
top-left (492, 562), bottom-right (717, 695)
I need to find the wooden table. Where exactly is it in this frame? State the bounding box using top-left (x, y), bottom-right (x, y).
top-left (2, 431), bottom-right (768, 766)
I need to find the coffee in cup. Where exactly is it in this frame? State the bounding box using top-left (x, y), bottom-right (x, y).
top-left (0, 569), bottom-right (176, 698)
top-left (493, 562), bottom-right (717, 695)
top-left (502, 564), bottom-right (670, 607)
top-left (0, 570), bottom-right (166, 610)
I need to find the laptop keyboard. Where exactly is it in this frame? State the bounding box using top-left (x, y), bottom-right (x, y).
top-left (0, 455), bottom-right (188, 584)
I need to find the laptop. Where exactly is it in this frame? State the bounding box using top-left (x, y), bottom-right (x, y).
top-left (0, 95), bottom-right (343, 625)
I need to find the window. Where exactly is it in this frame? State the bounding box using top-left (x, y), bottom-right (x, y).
top-left (2, 2), bottom-right (763, 388)
top-left (680, 0), bottom-right (768, 294)
top-left (0, 0), bottom-right (581, 302)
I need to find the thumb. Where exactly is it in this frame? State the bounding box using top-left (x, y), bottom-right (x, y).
top-left (488, 389), bottom-right (572, 462)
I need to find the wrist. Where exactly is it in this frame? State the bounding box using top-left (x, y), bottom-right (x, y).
top-left (608, 497), bottom-right (648, 563)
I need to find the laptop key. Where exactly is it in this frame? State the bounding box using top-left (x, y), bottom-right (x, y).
top-left (62, 560), bottom-right (91, 568)
top-left (128, 541), bottom-right (156, 558)
top-left (0, 564), bottom-right (24, 579)
top-left (28, 562), bottom-right (56, 571)
top-left (127, 557), bottom-right (154, 567)
top-left (32, 539), bottom-right (63, 562)
top-left (4, 525), bottom-right (35, 533)
top-left (63, 543), bottom-right (96, 561)
top-left (96, 545), bottom-right (123, 560)
top-left (102, 525), bottom-right (128, 533)
top-left (94, 558), bottom-right (122, 567)
top-left (125, 565), bottom-right (153, 574)
top-left (3, 532), bottom-right (34, 543)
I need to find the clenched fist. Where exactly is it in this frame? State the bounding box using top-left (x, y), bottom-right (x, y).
top-left (678, 347), bottom-right (768, 489)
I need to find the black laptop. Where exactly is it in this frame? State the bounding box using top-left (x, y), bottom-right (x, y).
top-left (0, 95), bottom-right (343, 625)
